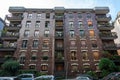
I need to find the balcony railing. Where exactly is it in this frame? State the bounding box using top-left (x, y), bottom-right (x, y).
top-left (6, 14), bottom-right (23, 21)
top-left (55, 57), bottom-right (64, 62)
top-left (96, 14), bottom-right (111, 21)
top-left (55, 16), bottom-right (64, 20)
top-left (0, 43), bottom-right (17, 51)
top-left (98, 24), bottom-right (114, 30)
top-left (99, 32), bottom-right (117, 40)
top-left (103, 44), bottom-right (118, 50)
top-left (5, 23), bottom-right (22, 30)
top-left (1, 32), bottom-right (19, 40)
top-left (55, 34), bottom-right (64, 39)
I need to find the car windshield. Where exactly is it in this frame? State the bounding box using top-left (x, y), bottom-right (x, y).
top-left (77, 77), bottom-right (89, 80)
top-left (35, 78), bottom-right (52, 80)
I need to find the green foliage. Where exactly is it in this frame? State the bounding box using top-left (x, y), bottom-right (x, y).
top-left (101, 70), bottom-right (110, 77)
top-left (99, 58), bottom-right (117, 72)
top-left (19, 70), bottom-right (46, 77)
top-left (2, 60), bottom-right (20, 76)
top-left (86, 71), bottom-right (97, 78)
top-left (99, 58), bottom-right (118, 78)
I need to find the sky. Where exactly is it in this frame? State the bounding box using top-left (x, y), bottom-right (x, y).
top-left (0, 0), bottom-right (120, 21)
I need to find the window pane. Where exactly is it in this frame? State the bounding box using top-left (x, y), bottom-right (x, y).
top-left (70, 30), bottom-right (74, 37)
top-left (89, 30), bottom-right (95, 37)
top-left (71, 51), bottom-right (77, 60)
top-left (22, 40), bottom-right (28, 48)
top-left (93, 51), bottom-right (99, 60)
top-left (46, 13), bottom-right (50, 18)
top-left (34, 30), bottom-right (39, 37)
top-left (82, 51), bottom-right (88, 60)
top-left (41, 65), bottom-right (48, 71)
top-left (26, 21), bottom-right (31, 27)
top-left (35, 21), bottom-right (40, 27)
top-left (45, 21), bottom-right (50, 28)
top-left (80, 30), bottom-right (85, 37)
top-left (32, 40), bottom-right (39, 48)
top-left (24, 30), bottom-right (29, 37)
top-left (44, 30), bottom-right (49, 37)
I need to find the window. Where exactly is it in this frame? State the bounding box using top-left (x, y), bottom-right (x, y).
top-left (34, 30), bottom-right (39, 37)
top-left (24, 30), bottom-right (29, 37)
top-left (21, 40), bottom-right (28, 48)
top-left (70, 30), bottom-right (74, 37)
top-left (78, 13), bottom-right (82, 18)
top-left (43, 40), bottom-right (49, 48)
top-left (93, 51), bottom-right (99, 60)
top-left (37, 13), bottom-right (41, 18)
top-left (71, 51), bottom-right (77, 60)
top-left (83, 63), bottom-right (90, 73)
top-left (80, 30), bottom-right (85, 37)
top-left (26, 21), bottom-right (31, 27)
top-left (78, 21), bottom-right (83, 28)
top-left (69, 21), bottom-right (74, 28)
top-left (29, 64), bottom-right (36, 69)
top-left (82, 51), bottom-right (88, 61)
top-left (45, 21), bottom-right (50, 28)
top-left (56, 31), bottom-right (63, 37)
top-left (69, 13), bottom-right (73, 18)
top-left (86, 13), bottom-right (91, 18)
top-left (81, 40), bottom-right (86, 47)
top-left (32, 40), bottom-right (39, 48)
top-left (87, 20), bottom-right (93, 28)
top-left (71, 40), bottom-right (75, 46)
top-left (44, 30), bottom-right (49, 37)
top-left (31, 52), bottom-right (37, 61)
top-left (42, 51), bottom-right (49, 60)
top-left (19, 52), bottom-right (25, 63)
top-left (46, 13), bottom-right (50, 18)
top-left (91, 40), bottom-right (97, 48)
top-left (41, 64), bottom-right (48, 71)
top-left (89, 30), bottom-right (95, 38)
top-left (27, 13), bottom-right (32, 19)
top-left (71, 65), bottom-right (78, 72)
top-left (35, 21), bottom-right (40, 28)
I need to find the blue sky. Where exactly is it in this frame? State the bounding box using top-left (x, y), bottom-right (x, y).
top-left (0, 0), bottom-right (120, 21)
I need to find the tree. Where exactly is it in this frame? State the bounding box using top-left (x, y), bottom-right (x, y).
top-left (99, 58), bottom-right (117, 77)
top-left (2, 60), bottom-right (20, 76)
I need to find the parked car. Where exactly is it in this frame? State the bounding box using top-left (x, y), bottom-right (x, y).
top-left (76, 74), bottom-right (93, 80)
top-left (17, 73), bottom-right (34, 80)
top-left (76, 76), bottom-right (92, 80)
top-left (102, 72), bottom-right (120, 80)
top-left (0, 77), bottom-right (17, 80)
top-left (34, 75), bottom-right (55, 80)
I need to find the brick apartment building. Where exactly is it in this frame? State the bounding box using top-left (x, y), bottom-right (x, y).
top-left (0, 6), bottom-right (118, 77)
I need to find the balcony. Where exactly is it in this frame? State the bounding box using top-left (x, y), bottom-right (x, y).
top-left (6, 14), bottom-right (23, 21)
top-left (0, 43), bottom-right (17, 51)
top-left (99, 32), bottom-right (117, 40)
top-left (5, 23), bottom-right (22, 30)
top-left (55, 16), bottom-right (64, 20)
top-left (55, 35), bottom-right (64, 39)
top-left (1, 32), bottom-right (19, 40)
top-left (103, 44), bottom-right (118, 50)
top-left (96, 14), bottom-right (111, 21)
top-left (55, 57), bottom-right (64, 62)
top-left (95, 7), bottom-right (109, 14)
top-left (98, 24), bottom-right (114, 30)
top-left (9, 7), bottom-right (25, 13)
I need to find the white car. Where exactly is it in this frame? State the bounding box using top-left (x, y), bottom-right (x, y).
top-left (76, 76), bottom-right (91, 80)
top-left (17, 73), bottom-right (34, 80)
top-left (35, 75), bottom-right (55, 80)
top-left (0, 77), bottom-right (17, 80)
